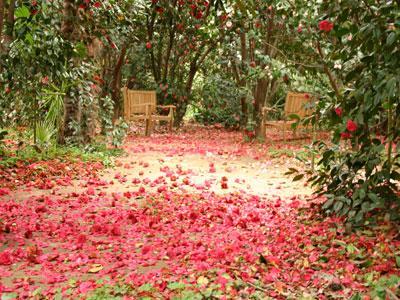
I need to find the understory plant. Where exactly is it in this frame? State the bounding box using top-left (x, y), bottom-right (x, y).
top-left (305, 1), bottom-right (400, 224)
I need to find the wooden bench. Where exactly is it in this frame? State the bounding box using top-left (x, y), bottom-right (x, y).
top-left (261, 92), bottom-right (316, 141)
top-left (122, 88), bottom-right (175, 136)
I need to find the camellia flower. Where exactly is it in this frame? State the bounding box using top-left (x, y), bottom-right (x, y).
top-left (93, 2), bottom-right (101, 8)
top-left (334, 107), bottom-right (343, 117)
top-left (0, 251), bottom-right (12, 265)
top-left (297, 24), bottom-right (303, 33)
top-left (319, 20), bottom-right (334, 32)
top-left (346, 120), bottom-right (358, 132)
top-left (341, 132), bottom-right (351, 139)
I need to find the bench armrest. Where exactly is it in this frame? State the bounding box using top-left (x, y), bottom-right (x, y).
top-left (157, 105), bottom-right (176, 110)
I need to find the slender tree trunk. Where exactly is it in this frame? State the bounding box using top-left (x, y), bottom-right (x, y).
top-left (146, 12), bottom-right (160, 82)
top-left (162, 0), bottom-right (177, 82)
top-left (240, 97), bottom-right (247, 124)
top-left (253, 78), bottom-right (269, 137)
top-left (59, 0), bottom-right (78, 144)
top-left (316, 40), bottom-right (342, 99)
top-left (111, 46), bottom-right (127, 121)
top-left (4, 0), bottom-right (14, 43)
top-left (0, 0), bottom-right (5, 47)
top-left (173, 54), bottom-right (200, 126)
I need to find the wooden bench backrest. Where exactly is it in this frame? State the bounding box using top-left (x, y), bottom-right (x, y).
top-left (284, 92), bottom-right (315, 119)
top-left (122, 88), bottom-right (157, 120)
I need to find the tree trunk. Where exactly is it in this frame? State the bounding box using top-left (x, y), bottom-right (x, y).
top-left (0, 0), bottom-right (5, 47)
top-left (111, 46), bottom-right (127, 122)
top-left (58, 0), bottom-right (77, 144)
top-left (4, 0), bottom-right (14, 44)
top-left (253, 78), bottom-right (269, 137)
top-left (173, 58), bottom-right (199, 126)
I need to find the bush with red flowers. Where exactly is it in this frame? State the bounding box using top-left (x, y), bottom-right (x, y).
top-left (304, 2), bottom-right (400, 225)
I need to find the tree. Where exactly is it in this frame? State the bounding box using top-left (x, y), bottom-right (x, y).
top-left (143, 0), bottom-right (226, 124)
top-left (220, 0), bottom-right (320, 137)
top-left (0, 0), bottom-right (4, 46)
top-left (59, 0), bottom-right (78, 144)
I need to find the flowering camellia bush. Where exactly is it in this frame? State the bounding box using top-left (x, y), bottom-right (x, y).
top-left (306, 1), bottom-right (400, 224)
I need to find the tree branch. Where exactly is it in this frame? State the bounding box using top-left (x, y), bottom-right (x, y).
top-left (316, 40), bottom-right (342, 99)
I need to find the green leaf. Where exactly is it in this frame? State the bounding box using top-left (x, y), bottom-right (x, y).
top-left (322, 196), bottom-right (335, 210)
top-left (368, 192), bottom-right (378, 202)
top-left (167, 282), bottom-right (186, 290)
top-left (74, 42), bottom-right (87, 58)
top-left (138, 283), bottom-right (153, 292)
top-left (1, 293), bottom-right (18, 300)
top-left (396, 256), bottom-right (400, 268)
top-left (350, 293), bottom-right (362, 300)
top-left (386, 32), bottom-right (397, 46)
top-left (333, 200), bottom-right (344, 213)
top-left (32, 288), bottom-right (42, 296)
top-left (54, 291), bottom-right (63, 300)
top-left (293, 174), bottom-right (304, 181)
top-left (15, 6), bottom-right (30, 18)
top-left (259, 254), bottom-right (268, 265)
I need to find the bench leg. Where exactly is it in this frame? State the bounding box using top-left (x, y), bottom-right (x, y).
top-left (169, 109), bottom-right (174, 132)
top-left (283, 122), bottom-right (286, 142)
top-left (145, 118), bottom-right (151, 136)
top-left (260, 116), bottom-right (266, 139)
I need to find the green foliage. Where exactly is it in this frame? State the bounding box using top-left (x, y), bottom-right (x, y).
top-left (194, 75), bottom-right (244, 128)
top-left (369, 275), bottom-right (400, 299)
top-left (41, 82), bottom-right (67, 127)
top-left (0, 140), bottom-right (122, 168)
top-left (34, 120), bottom-right (56, 150)
top-left (0, 129), bottom-right (8, 153)
top-left (351, 275), bottom-right (400, 300)
top-left (109, 118), bottom-right (129, 148)
top-left (86, 284), bottom-right (133, 300)
top-left (306, 0), bottom-right (400, 224)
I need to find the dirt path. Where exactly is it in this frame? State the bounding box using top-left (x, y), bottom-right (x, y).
top-left (7, 128), bottom-right (389, 299)
top-left (13, 127), bottom-right (312, 202)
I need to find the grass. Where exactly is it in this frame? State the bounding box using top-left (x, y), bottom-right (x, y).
top-left (0, 128), bottom-right (124, 168)
top-left (0, 144), bottom-right (123, 168)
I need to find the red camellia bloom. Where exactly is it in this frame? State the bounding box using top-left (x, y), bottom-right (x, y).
top-left (340, 132), bottom-right (351, 139)
top-left (335, 107), bottom-right (343, 117)
top-left (297, 25), bottom-right (302, 33)
top-left (346, 120), bottom-right (358, 132)
top-left (304, 93), bottom-right (310, 99)
top-left (146, 42), bottom-right (152, 49)
top-left (0, 251), bottom-right (12, 265)
top-left (319, 20), bottom-right (334, 32)
top-left (93, 1), bottom-right (101, 8)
